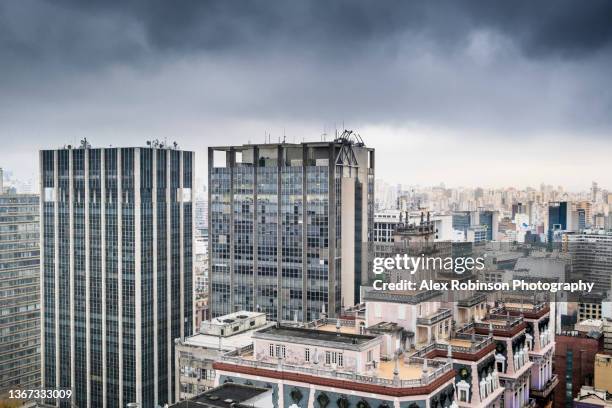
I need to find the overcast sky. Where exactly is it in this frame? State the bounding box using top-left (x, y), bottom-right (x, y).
top-left (1, 0), bottom-right (611, 191)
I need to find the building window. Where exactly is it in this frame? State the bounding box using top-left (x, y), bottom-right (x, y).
top-left (338, 353), bottom-right (344, 367)
top-left (367, 350), bottom-right (373, 362)
top-left (457, 379), bottom-right (470, 402)
top-left (305, 348), bottom-right (310, 362)
top-left (325, 351), bottom-right (331, 365)
top-left (281, 345), bottom-right (286, 359)
top-left (269, 344), bottom-right (274, 357)
top-left (495, 353), bottom-right (506, 373)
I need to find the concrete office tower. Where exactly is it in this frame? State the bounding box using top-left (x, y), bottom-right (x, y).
top-left (208, 133), bottom-right (374, 322)
top-left (568, 229), bottom-right (612, 294)
top-left (40, 143), bottom-right (194, 408)
top-left (0, 191), bottom-right (40, 394)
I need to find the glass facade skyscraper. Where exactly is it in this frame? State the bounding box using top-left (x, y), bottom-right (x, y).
top-left (452, 211), bottom-right (472, 235)
top-left (40, 145), bottom-right (194, 407)
top-left (0, 192), bottom-right (40, 395)
top-left (208, 138), bottom-right (374, 322)
top-left (548, 202), bottom-right (568, 233)
top-left (478, 210), bottom-right (495, 241)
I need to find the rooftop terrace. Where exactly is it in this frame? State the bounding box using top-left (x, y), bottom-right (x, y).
top-left (252, 325), bottom-right (377, 348)
top-left (217, 344), bottom-right (453, 392)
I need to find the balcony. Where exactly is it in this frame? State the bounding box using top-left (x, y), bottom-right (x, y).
top-left (498, 300), bottom-right (551, 320)
top-left (474, 314), bottom-right (525, 336)
top-left (417, 308), bottom-right (452, 325)
top-left (530, 374), bottom-right (558, 398)
top-left (414, 333), bottom-right (493, 357)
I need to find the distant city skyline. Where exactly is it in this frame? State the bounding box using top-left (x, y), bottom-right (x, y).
top-left (1, 133), bottom-right (611, 193)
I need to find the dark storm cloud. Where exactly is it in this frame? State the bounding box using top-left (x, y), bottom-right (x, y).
top-left (1, 0), bottom-right (612, 150)
top-left (2, 0), bottom-right (612, 69)
top-left (1, 1), bottom-right (612, 188)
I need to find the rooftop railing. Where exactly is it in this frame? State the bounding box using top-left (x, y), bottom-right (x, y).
top-left (220, 344), bottom-right (453, 388)
top-left (363, 289), bottom-right (442, 305)
top-left (307, 317), bottom-right (356, 329)
top-left (476, 314), bottom-right (523, 330)
top-left (500, 299), bottom-right (548, 312)
top-left (413, 334), bottom-right (493, 356)
top-left (417, 308), bottom-right (452, 325)
top-left (457, 293), bottom-right (487, 307)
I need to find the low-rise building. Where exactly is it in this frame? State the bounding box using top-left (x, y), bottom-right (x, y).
top-left (594, 353), bottom-right (612, 394)
top-left (554, 329), bottom-right (603, 408)
top-left (214, 323), bottom-right (456, 408)
top-left (174, 311), bottom-right (271, 401)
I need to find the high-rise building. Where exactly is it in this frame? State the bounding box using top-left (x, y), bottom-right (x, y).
top-left (568, 230), bottom-right (612, 294)
top-left (452, 211), bottom-right (473, 235)
top-left (40, 144), bottom-right (194, 407)
top-left (547, 201), bottom-right (569, 243)
top-left (208, 135), bottom-right (374, 322)
top-left (0, 191), bottom-right (40, 395)
top-left (575, 201), bottom-right (593, 228)
top-left (592, 181), bottom-right (600, 203)
top-left (477, 210), bottom-right (499, 241)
